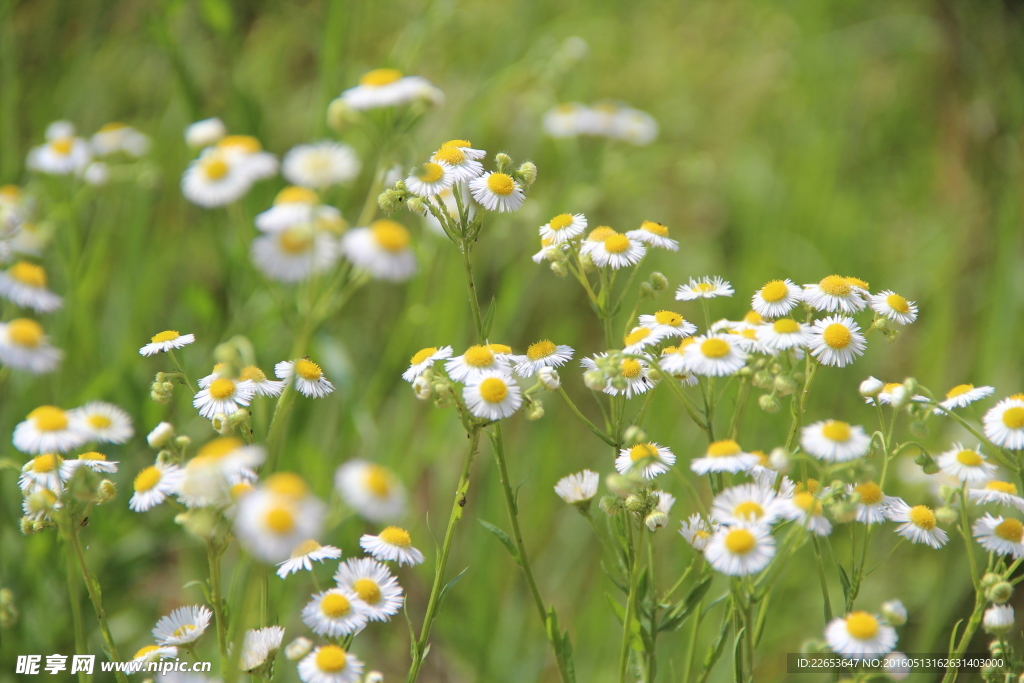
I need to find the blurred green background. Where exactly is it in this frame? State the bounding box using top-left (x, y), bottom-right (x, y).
top-left (1, 0), bottom-right (1023, 681)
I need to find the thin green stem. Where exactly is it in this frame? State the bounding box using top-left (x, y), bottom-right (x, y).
top-left (63, 544), bottom-right (88, 683)
top-left (619, 520), bottom-right (643, 683)
top-left (558, 386), bottom-right (616, 446)
top-left (460, 240), bottom-right (486, 340)
top-left (206, 539), bottom-right (229, 663)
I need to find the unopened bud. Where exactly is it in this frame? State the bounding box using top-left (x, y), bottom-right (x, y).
top-left (606, 474), bottom-right (637, 498)
top-left (639, 282), bottom-right (655, 299)
top-left (538, 367), bottom-right (560, 391)
top-left (881, 600), bottom-right (907, 626)
top-left (982, 573), bottom-right (1004, 589)
top-left (326, 98), bottom-right (354, 132)
top-left (96, 480), bottom-right (117, 504)
top-left (0, 588), bottom-right (17, 629)
top-left (364, 673), bottom-right (385, 683)
top-left (407, 196), bottom-right (427, 215)
top-left (988, 581), bottom-right (1014, 604)
top-left (938, 484), bottom-right (958, 504)
top-left (494, 153), bottom-right (512, 172)
top-left (752, 370), bottom-right (773, 389)
top-left (773, 375), bottom-right (797, 397)
top-left (646, 368), bottom-right (661, 383)
top-left (623, 426), bottom-right (647, 446)
top-left (645, 511), bottom-right (669, 531)
top-left (212, 414), bottom-right (232, 435)
top-left (584, 369), bottom-right (606, 391)
top-left (624, 493), bottom-right (645, 513)
top-left (285, 636), bottom-right (313, 661)
top-left (550, 261), bottom-right (567, 277)
top-left (229, 408), bottom-right (250, 426)
top-left (650, 272), bottom-right (668, 291)
top-left (758, 394), bottom-right (780, 413)
top-left (517, 161), bottom-right (537, 186)
top-left (859, 377), bottom-right (884, 398)
top-left (829, 500), bottom-right (858, 524)
top-left (526, 401), bottom-right (545, 420)
top-left (935, 506), bottom-right (958, 526)
top-left (147, 422), bottom-right (175, 448)
top-left (599, 495), bottom-right (622, 516)
top-left (983, 605), bottom-right (1014, 634)
top-left (413, 376), bottom-right (433, 400)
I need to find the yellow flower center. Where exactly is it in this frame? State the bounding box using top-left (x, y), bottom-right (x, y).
top-left (845, 277), bottom-right (870, 289)
top-left (708, 439), bottom-right (742, 457)
top-left (909, 505), bottom-right (936, 530)
top-left (0, 184), bottom-right (19, 200)
top-left (855, 482), bottom-right (883, 505)
top-left (239, 366), bottom-right (266, 382)
top-left (845, 612), bottom-right (879, 640)
top-left (801, 479), bottom-right (821, 494)
top-left (321, 593), bottom-right (352, 618)
top-left (9, 261), bottom-right (47, 287)
top-left (29, 406), bottom-right (67, 431)
top-left (818, 275), bottom-right (851, 297)
top-left (822, 323), bottom-right (852, 349)
top-left (654, 311), bottom-right (682, 326)
top-left (100, 122), bottom-right (127, 132)
top-left (882, 383), bottom-right (902, 394)
top-left (291, 539), bottom-right (322, 558)
top-left (134, 646), bottom-right (159, 659)
top-left (218, 135), bottom-right (262, 153)
top-left (442, 139), bottom-right (473, 149)
top-left (792, 492), bottom-right (821, 514)
top-left (198, 437), bottom-right (243, 459)
top-left (486, 173), bottom-right (515, 195)
top-left (694, 530), bottom-right (710, 541)
top-left (172, 624), bottom-right (196, 638)
top-left (738, 329), bottom-right (758, 340)
top-left (315, 645), bottom-right (348, 672)
top-left (80, 452), bottom-right (106, 460)
top-left (956, 449), bottom-right (983, 466)
top-left (886, 294), bottom-right (910, 313)
top-left (946, 384), bottom-right (974, 398)
top-left (265, 506), bottom-right (296, 534)
top-left (230, 482), bottom-right (253, 499)
top-left (629, 443), bottom-right (658, 462)
top-left (370, 219), bottom-right (411, 252)
top-left (275, 186), bottom-right (319, 205)
top-left (624, 328), bottom-right (651, 346)
top-left (548, 214), bottom-right (574, 231)
top-left (987, 481), bottom-right (1019, 495)
top-left (87, 414), bottom-right (112, 429)
top-left (733, 501), bottom-right (764, 520)
top-left (700, 338), bottom-right (730, 358)
top-left (996, 518), bottom-right (1024, 543)
top-left (208, 378), bottom-right (236, 400)
top-left (278, 228), bottom-right (314, 254)
top-left (8, 319), bottom-right (43, 347)
top-left (432, 146), bottom-right (465, 165)
top-left (379, 526), bottom-right (412, 547)
top-left (759, 280), bottom-right (789, 302)
top-left (354, 578), bottom-right (382, 604)
top-left (478, 377), bottom-right (508, 403)
top-left (411, 348), bottom-right (439, 366)
top-left (364, 464), bottom-right (393, 497)
top-left (489, 343), bottom-right (512, 354)
top-left (527, 340), bottom-right (556, 360)
top-left (32, 453), bottom-right (58, 472)
top-left (266, 472), bottom-right (309, 499)
top-left (822, 420), bottom-right (851, 442)
top-left (621, 359), bottom-right (642, 379)
top-left (464, 345), bottom-right (494, 367)
top-left (151, 330), bottom-right (180, 343)
top-left (201, 157), bottom-right (229, 181)
top-left (724, 529), bottom-right (756, 555)
top-left (1002, 407), bottom-right (1024, 430)
top-left (416, 162), bottom-right (445, 184)
top-left (587, 226), bottom-right (616, 242)
top-left (772, 319), bottom-right (799, 334)
top-left (292, 359), bottom-right (322, 381)
top-left (360, 68), bottom-right (403, 86)
top-left (50, 138), bottom-right (73, 155)
top-left (134, 466), bottom-right (162, 492)
top-left (640, 220), bottom-right (668, 236)
top-left (695, 282), bottom-right (715, 293)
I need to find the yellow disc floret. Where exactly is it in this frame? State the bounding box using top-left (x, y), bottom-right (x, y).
top-left (886, 294), bottom-right (910, 313)
top-left (844, 611), bottom-right (879, 640)
top-left (854, 482), bottom-right (883, 505)
top-left (956, 449), bottom-right (983, 467)
top-left (295, 359), bottom-right (323, 380)
top-left (759, 280), bottom-right (789, 302)
top-left (416, 162), bottom-right (445, 183)
top-left (29, 406), bottom-right (68, 431)
top-left (8, 319), bottom-right (44, 347)
top-left (291, 539), bottom-right (322, 558)
top-left (266, 472), bottom-right (309, 499)
top-left (624, 328), bottom-right (651, 346)
top-left (1002, 407), bottom-right (1024, 430)
top-left (909, 505), bottom-right (936, 530)
top-left (478, 377), bottom-right (508, 403)
top-left (724, 529), bottom-right (756, 555)
top-left (208, 378), bottom-right (236, 400)
top-left (548, 214), bottom-right (574, 231)
top-left (134, 466), bottom-right (162, 492)
top-left (364, 464), bottom-right (393, 497)
top-left (640, 220), bottom-right (668, 236)
top-left (486, 173), bottom-right (515, 195)
top-left (621, 359), bottom-right (642, 379)
top-left (818, 275), bottom-right (852, 297)
top-left (700, 338), bottom-right (730, 358)
top-left (9, 261), bottom-right (47, 287)
top-left (527, 340), bottom-right (556, 360)
top-left (265, 506), bottom-right (296, 534)
top-left (370, 219), bottom-right (410, 252)
top-left (360, 68), bottom-right (403, 86)
top-left (996, 518), bottom-right (1024, 543)
top-left (379, 526), bottom-right (412, 547)
top-left (708, 439), bottom-right (741, 457)
top-left (315, 645), bottom-right (348, 672)
top-left (275, 186), bottom-right (319, 205)
top-left (410, 347), bottom-right (438, 365)
top-left (151, 330), bottom-right (180, 343)
top-left (463, 345), bottom-right (494, 367)
top-left (822, 420), bottom-right (851, 442)
top-left (354, 578), bottom-right (382, 604)
top-left (320, 593), bottom-right (352, 618)
top-left (629, 443), bottom-right (659, 462)
top-left (822, 324), bottom-right (852, 349)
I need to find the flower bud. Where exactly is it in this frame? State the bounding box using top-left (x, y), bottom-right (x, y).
top-left (758, 394), bottom-right (780, 413)
top-left (650, 272), bottom-right (668, 291)
top-left (407, 196), bottom-right (427, 216)
top-left (889, 385), bottom-right (909, 408)
top-left (494, 153), bottom-right (512, 172)
top-left (989, 640), bottom-right (1007, 658)
top-left (212, 414), bottom-right (233, 436)
top-left (584, 369), bottom-right (606, 391)
top-left (147, 422), bottom-right (175, 448)
top-left (364, 673), bottom-right (385, 683)
top-left (881, 599), bottom-right (907, 626)
top-left (550, 261), bottom-right (568, 277)
top-left (987, 581), bottom-right (1014, 604)
top-left (829, 500), bottom-right (858, 524)
top-left (859, 376), bottom-right (884, 398)
top-left (983, 605), bottom-right (1014, 634)
top-left (935, 506), bottom-right (958, 526)
top-left (610, 375), bottom-right (628, 391)
top-left (982, 573), bottom-right (1003, 589)
top-left (623, 425), bottom-right (647, 446)
top-left (517, 161), bottom-right (537, 186)
top-left (413, 376), bottom-right (433, 401)
top-left (645, 511), bottom-right (669, 531)
top-left (526, 401), bottom-right (545, 420)
top-left (0, 588), bottom-right (17, 629)
top-left (646, 368), bottom-right (661, 383)
top-left (285, 636), bottom-right (313, 661)
top-left (624, 493), bottom-right (645, 513)
top-left (871, 318), bottom-right (889, 332)
top-left (96, 480), bottom-right (117, 504)
top-left (538, 367), bottom-right (560, 391)
top-left (638, 281), bottom-right (655, 299)
top-left (938, 484), bottom-right (958, 504)
top-left (326, 98), bottom-right (354, 132)
top-left (185, 117), bottom-right (226, 148)
top-left (599, 495), bottom-right (622, 516)
top-left (773, 375), bottom-right (797, 397)
top-left (752, 370), bottom-right (773, 389)
top-left (605, 474), bottom-right (638, 498)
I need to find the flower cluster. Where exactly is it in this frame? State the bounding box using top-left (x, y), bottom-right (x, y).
top-left (542, 102), bottom-right (659, 145)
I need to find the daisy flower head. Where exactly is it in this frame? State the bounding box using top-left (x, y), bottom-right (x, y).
top-left (932, 384), bottom-right (995, 415)
top-left (848, 481), bottom-right (900, 524)
top-left (681, 333), bottom-right (747, 377)
top-left (18, 454), bottom-right (65, 494)
top-left (335, 460), bottom-right (407, 523)
top-left (131, 645), bottom-right (178, 663)
top-left (254, 187), bottom-right (328, 233)
top-left (973, 514), bottom-right (1024, 559)
top-left (297, 644), bottom-right (364, 683)
top-left (691, 439), bottom-right (759, 475)
top-left (539, 213), bottom-right (587, 244)
top-left (757, 318), bottom-right (811, 352)
top-left (60, 451), bottom-right (118, 481)
top-left (239, 625), bottom-right (285, 673)
top-left (27, 127), bottom-right (92, 176)
top-left (275, 359), bottom-right (335, 398)
top-left (676, 275), bottom-right (733, 301)
top-left (340, 68), bottom-right (442, 110)
top-left (937, 444), bottom-right (997, 484)
top-left (581, 354), bottom-right (653, 398)
top-left (0, 261), bottom-right (62, 312)
top-left (283, 141), bottom-right (360, 189)
top-left (680, 513), bottom-right (718, 551)
top-left (236, 365), bottom-right (285, 397)
top-left (0, 318), bottom-right (63, 373)
top-left (140, 330), bottom-right (195, 356)
top-left (983, 605), bottom-right (1015, 635)
top-left (177, 438), bottom-right (264, 508)
top-left (580, 226), bottom-right (617, 258)
top-left (67, 402), bottom-right (133, 444)
top-left (872, 382), bottom-right (908, 407)
top-left (464, 372), bottom-right (522, 421)
top-left (968, 481), bottom-right (1024, 511)
top-left (439, 139), bottom-right (486, 161)
top-left (215, 135), bottom-right (278, 181)
top-left (780, 491), bottom-right (833, 536)
top-left (704, 525), bottom-right (775, 576)
top-left (889, 501), bottom-right (948, 548)
top-left (13, 406), bottom-right (86, 454)
top-left (301, 588), bottom-right (368, 638)
top-left (729, 327), bottom-right (776, 356)
top-left (334, 557), bottom-right (405, 622)
top-left (430, 143), bottom-right (484, 183)
top-left (513, 340), bottom-right (573, 377)
top-left (184, 117), bottom-right (226, 148)
top-left (251, 224), bottom-right (341, 283)
top-left (870, 290), bottom-right (918, 325)
top-left (638, 311), bottom-right (697, 340)
top-left (340, 220), bottom-right (417, 282)
top-left (710, 483), bottom-right (783, 526)
top-left (445, 344), bottom-right (511, 383)
top-left (750, 279), bottom-right (802, 318)
top-left (615, 442), bottom-right (676, 479)
top-left (402, 345), bottom-right (453, 382)
top-left (91, 122), bottom-right (149, 157)
top-left (233, 473), bottom-right (325, 563)
top-left (404, 161), bottom-right (454, 197)
top-left (825, 611), bottom-right (897, 658)
top-left (983, 397), bottom-right (1024, 450)
top-left (588, 231), bottom-right (646, 269)
top-left (807, 315), bottom-right (866, 367)
top-left (626, 220), bottom-right (678, 251)
top-left (621, 326), bottom-right (666, 355)
top-left (801, 420), bottom-right (870, 463)
top-left (193, 377), bottom-right (256, 420)
top-left (152, 605), bottom-right (212, 647)
top-left (469, 172), bottom-right (525, 213)
top-left (554, 470), bottom-right (600, 504)
top-left (276, 540), bottom-right (342, 578)
top-left (360, 526), bottom-right (424, 566)
top-left (181, 149), bottom-right (253, 207)
top-left (802, 275), bottom-right (868, 313)
top-left (129, 462), bottom-right (184, 512)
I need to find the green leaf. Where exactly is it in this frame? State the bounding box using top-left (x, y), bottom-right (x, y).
top-left (754, 593), bottom-right (771, 647)
top-left (837, 564), bottom-right (851, 605)
top-left (437, 567), bottom-right (469, 607)
top-left (478, 519), bottom-right (521, 566)
top-left (732, 626), bottom-right (746, 679)
top-left (605, 592), bottom-right (626, 625)
top-left (182, 579), bottom-right (213, 604)
top-left (481, 296), bottom-right (497, 339)
top-left (948, 617), bottom-right (964, 655)
top-left (600, 560), bottom-right (628, 593)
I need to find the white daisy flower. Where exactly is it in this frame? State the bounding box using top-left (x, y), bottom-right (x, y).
top-left (983, 605), bottom-right (1015, 634)
top-left (181, 149), bottom-right (253, 207)
top-left (340, 68), bottom-right (442, 110)
top-left (302, 588), bottom-right (368, 638)
top-left (539, 213), bottom-right (587, 244)
top-left (152, 605), bottom-right (212, 646)
top-left (360, 526), bottom-right (424, 566)
top-left (984, 398), bottom-right (1024, 450)
top-left (612, 107), bottom-right (659, 144)
top-left (276, 540), bottom-right (342, 579)
top-left (275, 359), bottom-right (335, 398)
top-left (216, 135), bottom-right (278, 181)
top-left (825, 611), bottom-right (897, 657)
top-left (60, 451), bottom-right (118, 481)
top-left (615, 442), bottom-right (675, 479)
top-left (91, 122), bottom-right (149, 157)
top-left (12, 406), bottom-right (86, 454)
top-left (130, 463), bottom-right (185, 512)
top-left (132, 645), bottom-right (178, 663)
top-left (930, 384), bottom-right (995, 415)
top-left (626, 220), bottom-right (678, 251)
top-left (67, 402), bottom-right (133, 444)
top-left (334, 557), bottom-right (405, 622)
top-left (870, 290), bottom-right (918, 325)
top-left (236, 365), bottom-right (285, 397)
top-left (704, 525), bottom-right (775, 576)
top-left (580, 354), bottom-right (654, 398)
top-left (969, 481), bottom-right (1024, 511)
top-left (554, 470), bottom-right (600, 504)
top-left (445, 344), bottom-right (512, 383)
top-left (937, 444), bottom-right (997, 484)
top-left (807, 315), bottom-right (866, 367)
top-left (750, 279), bottom-right (802, 318)
top-left (848, 482), bottom-right (901, 524)
top-left (283, 141), bottom-right (360, 189)
top-left (710, 483), bottom-right (784, 526)
top-left (869, 382), bottom-right (907, 407)
top-left (0, 318), bottom-right (63, 373)
top-left (889, 501), bottom-right (948, 548)
top-left (177, 438), bottom-right (264, 509)
top-left (729, 327), bottom-right (777, 356)
top-left (184, 117), bottom-right (226, 148)
top-left (579, 226), bottom-right (617, 258)
top-left (239, 626), bottom-right (285, 673)
top-left (405, 161), bottom-right (454, 197)
top-left (430, 144), bottom-right (483, 183)
top-left (254, 186), bottom-right (323, 232)
top-left (621, 326), bottom-right (667, 355)
top-left (140, 330), bottom-right (195, 356)
top-left (973, 514), bottom-right (1024, 558)
top-left (193, 378), bottom-right (256, 420)
top-left (18, 454), bottom-right (65, 494)
top-left (543, 103), bottom-right (587, 137)
top-left (402, 345), bottom-right (453, 382)
top-left (334, 460), bottom-right (407, 523)
top-left (779, 491), bottom-right (833, 536)
top-left (637, 311), bottom-right (697, 340)
top-left (464, 372), bottom-right (522, 421)
top-left (800, 420), bottom-right (871, 463)
top-left (0, 261), bottom-right (62, 312)
top-left (531, 236), bottom-right (564, 264)
top-left (340, 220), bottom-right (417, 282)
top-left (675, 276), bottom-right (733, 301)
top-left (691, 439), bottom-right (759, 475)
top-left (757, 318), bottom-right (811, 351)
top-left (680, 514), bottom-right (718, 551)
top-left (233, 474), bottom-right (325, 563)
top-left (297, 644), bottom-right (364, 683)
top-left (469, 172), bottom-right (525, 212)
top-left (802, 275), bottom-right (868, 313)
top-left (251, 225), bottom-right (341, 283)
top-left (438, 139), bottom-right (485, 161)
top-left (27, 133), bottom-right (92, 175)
top-left (512, 340), bottom-right (574, 377)
top-left (681, 334), bottom-right (747, 377)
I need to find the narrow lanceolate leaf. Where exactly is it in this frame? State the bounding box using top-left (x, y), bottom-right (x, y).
top-left (480, 295), bottom-right (497, 338)
top-left (478, 519), bottom-right (521, 566)
top-left (437, 567), bottom-right (469, 607)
